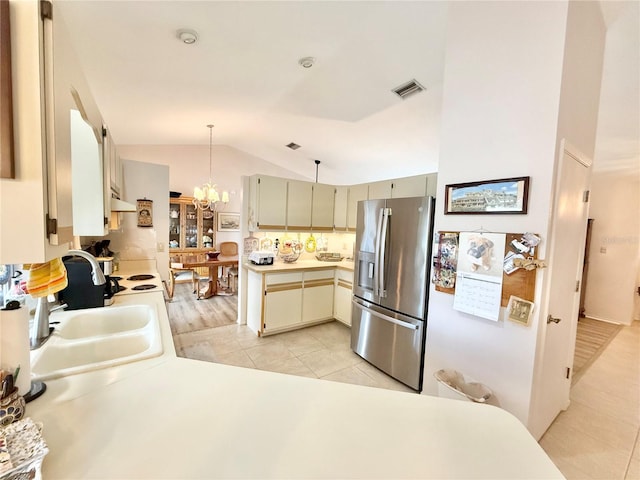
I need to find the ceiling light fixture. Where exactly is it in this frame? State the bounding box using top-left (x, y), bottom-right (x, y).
top-left (193, 124), bottom-right (229, 211)
top-left (298, 57), bottom-right (315, 68)
top-left (177, 29), bottom-right (198, 45)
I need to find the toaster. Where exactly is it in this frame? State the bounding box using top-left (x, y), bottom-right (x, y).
top-left (248, 251), bottom-right (275, 265)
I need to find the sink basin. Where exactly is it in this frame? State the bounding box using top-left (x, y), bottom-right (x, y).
top-left (31, 303), bottom-right (163, 381)
top-left (57, 305), bottom-right (154, 339)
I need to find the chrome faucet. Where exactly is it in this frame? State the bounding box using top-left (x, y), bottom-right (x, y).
top-left (30, 250), bottom-right (106, 349)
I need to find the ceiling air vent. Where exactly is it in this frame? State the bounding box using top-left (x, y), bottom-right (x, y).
top-left (392, 79), bottom-right (425, 99)
top-left (286, 142), bottom-right (301, 150)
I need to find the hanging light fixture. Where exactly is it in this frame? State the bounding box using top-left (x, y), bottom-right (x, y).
top-left (193, 124), bottom-right (229, 211)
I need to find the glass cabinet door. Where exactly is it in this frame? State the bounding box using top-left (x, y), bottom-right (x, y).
top-left (185, 204), bottom-right (198, 248)
top-left (169, 202), bottom-right (181, 249)
top-left (201, 210), bottom-right (215, 249)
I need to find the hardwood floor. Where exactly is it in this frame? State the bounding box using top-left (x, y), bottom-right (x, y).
top-left (166, 282), bottom-right (237, 335)
top-left (572, 316), bottom-right (623, 385)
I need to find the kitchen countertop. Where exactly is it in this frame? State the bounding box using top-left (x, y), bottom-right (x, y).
top-left (24, 286), bottom-right (563, 479)
top-left (244, 258), bottom-right (354, 273)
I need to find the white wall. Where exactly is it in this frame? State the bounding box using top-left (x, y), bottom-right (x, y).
top-left (118, 144), bottom-right (308, 248)
top-left (88, 160), bottom-right (170, 281)
top-left (423, 1), bottom-right (569, 426)
top-left (584, 172), bottom-right (640, 325)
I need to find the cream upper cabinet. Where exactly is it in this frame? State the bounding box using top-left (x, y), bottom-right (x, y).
top-left (251, 175), bottom-right (288, 230)
top-left (391, 174), bottom-right (428, 198)
top-left (311, 183), bottom-right (335, 231)
top-left (347, 184), bottom-right (369, 230)
top-left (70, 110), bottom-right (108, 236)
top-left (333, 186), bottom-right (348, 231)
top-left (425, 173), bottom-right (438, 197)
top-left (286, 180), bottom-right (313, 230)
top-left (1, 1), bottom-right (107, 262)
top-left (368, 180), bottom-right (393, 200)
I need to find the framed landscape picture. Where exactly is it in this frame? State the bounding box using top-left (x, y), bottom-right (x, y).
top-left (444, 176), bottom-right (530, 214)
top-left (218, 212), bottom-right (240, 232)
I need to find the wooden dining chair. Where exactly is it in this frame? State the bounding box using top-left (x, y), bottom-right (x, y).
top-left (168, 254), bottom-right (201, 298)
top-left (218, 242), bottom-right (239, 293)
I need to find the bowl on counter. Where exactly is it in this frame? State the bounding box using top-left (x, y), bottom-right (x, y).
top-left (278, 240), bottom-right (303, 263)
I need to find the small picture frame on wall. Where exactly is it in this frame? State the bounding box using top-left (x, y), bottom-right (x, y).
top-left (506, 295), bottom-right (534, 326)
top-left (137, 198), bottom-right (153, 228)
top-left (217, 212), bottom-right (240, 232)
top-left (444, 176), bottom-right (530, 215)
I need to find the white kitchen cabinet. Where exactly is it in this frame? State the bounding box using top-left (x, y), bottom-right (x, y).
top-left (333, 269), bottom-right (354, 326)
top-left (1, 1), bottom-right (108, 262)
top-left (250, 175), bottom-right (288, 230)
top-left (263, 272), bottom-right (303, 334)
top-left (70, 110), bottom-right (108, 236)
top-left (333, 186), bottom-right (349, 231)
top-left (286, 180), bottom-right (313, 230)
top-left (302, 269), bottom-right (335, 323)
top-left (248, 268), bottom-right (339, 336)
top-left (425, 173), bottom-right (438, 197)
top-left (347, 184), bottom-right (369, 231)
top-left (391, 174), bottom-right (428, 198)
top-left (311, 183), bottom-right (335, 231)
top-left (368, 180), bottom-right (393, 200)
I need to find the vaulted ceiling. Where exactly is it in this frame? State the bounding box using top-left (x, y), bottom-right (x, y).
top-left (57, 1), bottom-right (638, 185)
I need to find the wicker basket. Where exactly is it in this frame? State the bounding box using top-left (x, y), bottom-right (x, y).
top-left (0, 418), bottom-right (48, 480)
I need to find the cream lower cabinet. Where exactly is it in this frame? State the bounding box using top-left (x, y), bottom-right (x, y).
top-left (333, 269), bottom-right (354, 326)
top-left (247, 268), bottom-right (335, 336)
top-left (302, 269), bottom-right (335, 323)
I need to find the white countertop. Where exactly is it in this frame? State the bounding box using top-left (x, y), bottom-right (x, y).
top-left (25, 290), bottom-right (563, 479)
top-left (245, 258), bottom-right (354, 273)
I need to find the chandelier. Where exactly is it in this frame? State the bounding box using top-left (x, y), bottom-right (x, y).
top-left (193, 124), bottom-right (229, 211)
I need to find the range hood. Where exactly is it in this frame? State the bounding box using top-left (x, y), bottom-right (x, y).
top-left (110, 197), bottom-right (136, 212)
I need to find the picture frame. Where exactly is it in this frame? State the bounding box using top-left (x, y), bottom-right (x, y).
top-left (444, 176), bottom-right (530, 214)
top-left (137, 198), bottom-right (153, 228)
top-left (505, 295), bottom-right (534, 326)
top-left (217, 212), bottom-right (240, 232)
top-left (1, 0), bottom-right (15, 179)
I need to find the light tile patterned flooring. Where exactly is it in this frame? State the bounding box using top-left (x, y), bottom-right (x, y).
top-left (172, 320), bottom-right (415, 394)
top-left (540, 320), bottom-right (640, 480)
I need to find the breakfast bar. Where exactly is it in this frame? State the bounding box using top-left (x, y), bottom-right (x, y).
top-left (22, 289), bottom-right (564, 479)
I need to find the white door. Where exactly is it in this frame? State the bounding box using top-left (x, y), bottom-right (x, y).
top-left (535, 140), bottom-right (592, 437)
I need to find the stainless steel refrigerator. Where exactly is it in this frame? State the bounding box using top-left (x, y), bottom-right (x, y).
top-left (351, 196), bottom-right (435, 391)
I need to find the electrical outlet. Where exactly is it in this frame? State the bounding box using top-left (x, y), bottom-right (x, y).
top-left (600, 246), bottom-right (607, 254)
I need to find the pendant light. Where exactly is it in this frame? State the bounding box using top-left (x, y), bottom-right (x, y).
top-left (193, 124), bottom-right (229, 211)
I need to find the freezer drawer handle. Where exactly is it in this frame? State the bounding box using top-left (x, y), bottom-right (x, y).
top-left (352, 299), bottom-right (419, 330)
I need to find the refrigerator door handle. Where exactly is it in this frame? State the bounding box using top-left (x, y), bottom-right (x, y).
top-left (352, 299), bottom-right (419, 330)
top-left (378, 208), bottom-right (390, 298)
top-left (374, 208), bottom-right (384, 296)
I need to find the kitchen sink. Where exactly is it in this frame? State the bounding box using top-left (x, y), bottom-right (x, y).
top-left (57, 304), bottom-right (154, 339)
top-left (30, 303), bottom-right (163, 381)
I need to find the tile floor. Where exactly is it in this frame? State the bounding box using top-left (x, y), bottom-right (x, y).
top-left (540, 320), bottom-right (640, 480)
top-left (172, 320), bottom-right (415, 394)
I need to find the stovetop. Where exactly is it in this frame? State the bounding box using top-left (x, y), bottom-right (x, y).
top-left (113, 272), bottom-right (163, 296)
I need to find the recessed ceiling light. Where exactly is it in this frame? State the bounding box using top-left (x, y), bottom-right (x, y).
top-left (177, 29), bottom-right (198, 45)
top-left (298, 57), bottom-right (315, 68)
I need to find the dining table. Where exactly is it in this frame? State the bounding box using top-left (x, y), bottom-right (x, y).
top-left (180, 255), bottom-right (239, 299)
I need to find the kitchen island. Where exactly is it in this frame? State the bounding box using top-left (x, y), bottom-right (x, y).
top-left (23, 287), bottom-right (564, 479)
